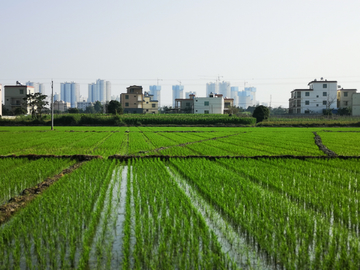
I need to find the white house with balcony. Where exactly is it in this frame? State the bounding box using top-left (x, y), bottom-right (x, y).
top-left (289, 79), bottom-right (338, 114)
top-left (194, 93), bottom-right (224, 114)
top-left (4, 84), bottom-right (35, 114)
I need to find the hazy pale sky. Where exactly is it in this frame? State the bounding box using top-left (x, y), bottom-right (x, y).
top-left (1, 0), bottom-right (360, 107)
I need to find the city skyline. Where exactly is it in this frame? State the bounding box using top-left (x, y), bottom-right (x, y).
top-left (1, 0), bottom-right (360, 108)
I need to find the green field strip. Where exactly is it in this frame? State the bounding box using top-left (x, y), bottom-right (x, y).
top-left (217, 158), bottom-right (360, 236)
top-left (317, 132), bottom-right (360, 156)
top-left (0, 159), bottom-right (117, 269)
top-left (170, 158), bottom-right (360, 269)
top-left (0, 158), bottom-right (76, 205)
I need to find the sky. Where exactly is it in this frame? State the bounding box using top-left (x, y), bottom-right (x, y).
top-left (1, 0), bottom-right (360, 108)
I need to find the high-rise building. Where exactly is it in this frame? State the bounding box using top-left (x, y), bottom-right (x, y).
top-left (54, 92), bottom-right (60, 101)
top-left (230, 87), bottom-right (239, 107)
top-left (206, 82), bottom-right (218, 97)
top-left (149, 85), bottom-right (161, 106)
top-left (172, 85), bottom-right (184, 107)
top-left (26, 81), bottom-right (45, 94)
top-left (88, 79), bottom-right (111, 103)
top-left (218, 81), bottom-right (231, 97)
top-left (60, 82), bottom-right (80, 108)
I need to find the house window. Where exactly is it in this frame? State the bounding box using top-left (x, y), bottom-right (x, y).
top-left (344, 101), bottom-right (348, 106)
top-left (125, 95), bottom-right (129, 99)
top-left (152, 104), bottom-right (155, 108)
top-left (344, 92), bottom-right (348, 97)
top-left (323, 101), bottom-right (327, 105)
top-left (204, 110), bottom-right (209, 114)
top-left (204, 101), bottom-right (209, 106)
top-left (130, 89), bottom-right (134, 93)
top-left (316, 104), bottom-right (319, 107)
top-left (195, 110), bottom-right (198, 112)
top-left (305, 92), bottom-right (310, 96)
top-left (125, 102), bottom-right (129, 107)
top-left (296, 92), bottom-right (301, 98)
top-left (316, 95), bottom-right (319, 98)
top-left (20, 89), bottom-right (24, 94)
top-left (186, 102), bottom-right (190, 107)
top-left (323, 84), bottom-right (327, 88)
top-left (146, 109), bottom-right (149, 112)
top-left (323, 92), bottom-right (327, 96)
top-left (146, 102), bottom-right (148, 104)
top-left (305, 100), bottom-right (310, 105)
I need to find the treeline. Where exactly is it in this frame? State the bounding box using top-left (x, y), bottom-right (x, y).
top-left (0, 114), bottom-right (256, 126)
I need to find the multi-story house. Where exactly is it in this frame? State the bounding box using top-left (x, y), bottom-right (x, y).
top-left (352, 93), bottom-right (360, 116)
top-left (53, 100), bottom-right (70, 112)
top-left (4, 84), bottom-right (35, 114)
top-left (175, 93), bottom-right (195, 113)
top-left (0, 84), bottom-right (2, 116)
top-left (120, 85), bottom-right (144, 113)
top-left (289, 79), bottom-right (338, 114)
top-left (143, 92), bottom-right (158, 114)
top-left (194, 92), bottom-right (224, 114)
top-left (337, 88), bottom-right (357, 109)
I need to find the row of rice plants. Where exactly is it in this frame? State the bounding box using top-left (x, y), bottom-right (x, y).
top-left (170, 158), bottom-right (360, 269)
top-left (0, 158), bottom-right (76, 205)
top-left (0, 159), bottom-right (118, 269)
top-left (123, 158), bottom-right (236, 269)
top-left (219, 158), bottom-right (360, 236)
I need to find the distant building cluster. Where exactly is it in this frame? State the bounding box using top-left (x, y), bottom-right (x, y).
top-left (88, 79), bottom-right (111, 103)
top-left (288, 78), bottom-right (359, 115)
top-left (205, 81), bottom-right (256, 109)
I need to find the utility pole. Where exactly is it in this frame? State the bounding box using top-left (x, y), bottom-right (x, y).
top-left (51, 80), bottom-right (54, 130)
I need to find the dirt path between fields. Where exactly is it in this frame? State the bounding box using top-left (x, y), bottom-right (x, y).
top-left (0, 161), bottom-right (85, 226)
top-left (137, 132), bottom-right (246, 154)
top-left (313, 132), bottom-right (338, 157)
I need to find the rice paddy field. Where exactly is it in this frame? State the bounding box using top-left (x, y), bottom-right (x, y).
top-left (0, 126), bottom-right (359, 269)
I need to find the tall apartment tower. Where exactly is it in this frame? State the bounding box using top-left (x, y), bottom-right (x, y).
top-left (88, 79), bottom-right (111, 103)
top-left (149, 85), bottom-right (161, 106)
top-left (60, 82), bottom-right (80, 108)
top-left (218, 81), bottom-right (231, 97)
top-left (26, 81), bottom-right (45, 94)
top-left (206, 82), bottom-right (218, 97)
top-left (172, 85), bottom-right (184, 107)
top-left (230, 87), bottom-right (239, 107)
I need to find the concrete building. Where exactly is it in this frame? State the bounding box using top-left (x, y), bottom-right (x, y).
top-left (120, 85), bottom-right (144, 113)
top-left (194, 92), bottom-right (224, 114)
top-left (77, 101), bottom-right (94, 111)
top-left (0, 84), bottom-right (2, 116)
top-left (4, 84), bottom-right (35, 114)
top-left (175, 94), bottom-right (195, 113)
top-left (289, 79), bottom-right (338, 114)
top-left (88, 79), bottom-right (111, 103)
top-left (149, 85), bottom-right (161, 107)
top-left (26, 81), bottom-right (45, 94)
top-left (54, 100), bottom-right (70, 112)
top-left (352, 93), bottom-right (360, 116)
top-left (172, 85), bottom-right (184, 107)
top-left (337, 88), bottom-right (357, 109)
top-left (143, 92), bottom-right (158, 114)
top-left (60, 82), bottom-right (80, 108)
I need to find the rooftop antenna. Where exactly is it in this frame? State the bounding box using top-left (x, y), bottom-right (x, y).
top-left (177, 80), bottom-right (182, 85)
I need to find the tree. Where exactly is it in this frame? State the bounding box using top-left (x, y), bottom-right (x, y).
top-left (252, 105), bottom-right (270, 123)
top-left (107, 100), bottom-right (123, 114)
top-left (68, 108), bottom-right (79, 114)
top-left (85, 105), bottom-right (95, 114)
top-left (23, 92), bottom-right (49, 119)
top-left (94, 101), bottom-right (103, 113)
top-left (14, 107), bottom-right (27, 115)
